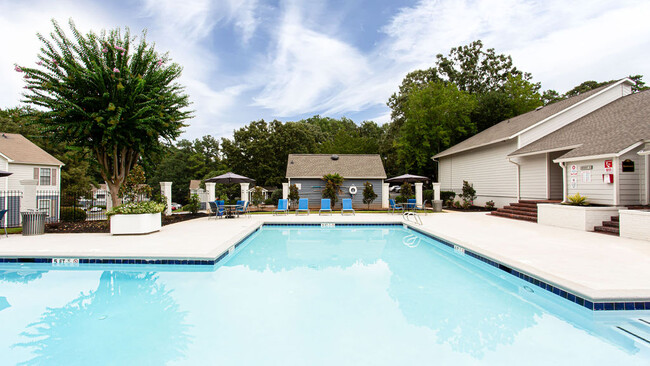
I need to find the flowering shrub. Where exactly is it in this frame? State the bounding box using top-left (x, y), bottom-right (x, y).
top-left (107, 201), bottom-right (165, 217)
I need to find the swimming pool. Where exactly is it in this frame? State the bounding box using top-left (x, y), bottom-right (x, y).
top-left (1, 224), bottom-right (649, 365)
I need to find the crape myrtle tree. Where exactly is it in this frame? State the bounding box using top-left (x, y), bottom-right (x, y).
top-left (17, 19), bottom-right (191, 206)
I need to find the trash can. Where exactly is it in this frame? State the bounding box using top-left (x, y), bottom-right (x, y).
top-left (432, 200), bottom-right (443, 212)
top-left (21, 211), bottom-right (47, 236)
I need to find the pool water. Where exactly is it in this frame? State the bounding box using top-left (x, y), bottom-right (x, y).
top-left (1, 225), bottom-right (649, 365)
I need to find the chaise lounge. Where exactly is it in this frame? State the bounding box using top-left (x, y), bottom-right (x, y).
top-left (296, 198), bottom-right (310, 215)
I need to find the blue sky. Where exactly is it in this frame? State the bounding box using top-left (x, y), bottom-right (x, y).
top-left (2, 0), bottom-right (650, 140)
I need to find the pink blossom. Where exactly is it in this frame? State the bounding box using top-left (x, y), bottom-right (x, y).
top-left (102, 48), bottom-right (108, 53)
top-left (53, 60), bottom-right (58, 66)
top-left (121, 52), bottom-right (125, 56)
top-left (24, 75), bottom-right (29, 79)
top-left (113, 67), bottom-right (120, 73)
top-left (36, 61), bottom-right (43, 66)
top-left (14, 65), bottom-right (22, 72)
top-left (157, 59), bottom-right (163, 67)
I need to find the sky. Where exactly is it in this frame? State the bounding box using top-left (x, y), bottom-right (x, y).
top-left (2, 0), bottom-right (650, 140)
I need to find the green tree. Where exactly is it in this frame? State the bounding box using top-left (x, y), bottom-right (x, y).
top-left (251, 186), bottom-right (264, 207)
top-left (288, 184), bottom-right (300, 206)
top-left (400, 182), bottom-right (413, 199)
top-left (321, 173), bottom-right (344, 205)
top-left (119, 164), bottom-right (151, 202)
top-left (362, 182), bottom-right (377, 209)
top-left (398, 81), bottom-right (476, 176)
top-left (19, 19), bottom-right (191, 206)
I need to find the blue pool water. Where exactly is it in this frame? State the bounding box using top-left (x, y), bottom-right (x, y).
top-left (1, 225), bottom-right (649, 365)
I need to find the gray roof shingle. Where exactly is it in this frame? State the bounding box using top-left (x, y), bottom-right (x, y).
top-left (286, 154), bottom-right (387, 179)
top-left (0, 133), bottom-right (63, 166)
top-left (509, 89), bottom-right (650, 160)
top-left (433, 83), bottom-right (614, 158)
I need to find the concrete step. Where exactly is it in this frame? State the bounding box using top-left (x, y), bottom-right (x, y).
top-left (611, 216), bottom-right (619, 222)
top-left (511, 202), bottom-right (538, 209)
top-left (594, 225), bottom-right (620, 235)
top-left (490, 211), bottom-right (537, 222)
top-left (504, 205), bottom-right (537, 213)
top-left (602, 220), bottom-right (620, 228)
top-left (497, 208), bottom-right (538, 217)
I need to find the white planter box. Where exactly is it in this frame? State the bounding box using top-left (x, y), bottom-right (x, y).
top-left (619, 210), bottom-right (650, 241)
top-left (110, 212), bottom-right (161, 235)
top-left (538, 204), bottom-right (625, 232)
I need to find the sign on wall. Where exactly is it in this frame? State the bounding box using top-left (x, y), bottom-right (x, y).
top-left (581, 171), bottom-right (591, 183)
top-left (570, 177), bottom-right (578, 189)
top-left (570, 164), bottom-right (578, 176)
top-left (604, 160), bottom-right (613, 173)
top-left (622, 159), bottom-right (635, 172)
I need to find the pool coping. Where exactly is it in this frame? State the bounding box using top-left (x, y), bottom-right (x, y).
top-left (1, 219), bottom-right (649, 312)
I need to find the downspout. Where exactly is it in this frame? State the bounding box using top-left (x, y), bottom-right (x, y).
top-left (559, 162), bottom-right (567, 203)
top-left (507, 158), bottom-right (521, 201)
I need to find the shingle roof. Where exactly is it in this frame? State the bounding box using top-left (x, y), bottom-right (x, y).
top-left (189, 180), bottom-right (201, 190)
top-left (433, 83), bottom-right (615, 158)
top-left (286, 154), bottom-right (387, 179)
top-left (0, 133), bottom-right (63, 166)
top-left (509, 89), bottom-right (650, 160)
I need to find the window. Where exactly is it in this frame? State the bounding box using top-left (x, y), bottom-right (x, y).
top-left (38, 199), bottom-right (51, 216)
top-left (39, 168), bottom-right (51, 185)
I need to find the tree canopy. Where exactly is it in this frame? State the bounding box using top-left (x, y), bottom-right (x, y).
top-left (18, 19), bottom-right (191, 205)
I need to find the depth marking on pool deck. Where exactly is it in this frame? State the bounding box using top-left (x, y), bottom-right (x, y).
top-left (1, 221), bottom-right (649, 312)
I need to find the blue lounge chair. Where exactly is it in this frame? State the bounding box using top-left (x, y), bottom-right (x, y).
top-left (296, 198), bottom-right (309, 215)
top-left (208, 201), bottom-right (224, 219)
top-left (274, 199), bottom-right (289, 215)
top-left (389, 199), bottom-right (403, 214)
top-left (341, 199), bottom-right (355, 215)
top-left (0, 209), bottom-right (7, 237)
top-left (319, 199), bottom-right (332, 215)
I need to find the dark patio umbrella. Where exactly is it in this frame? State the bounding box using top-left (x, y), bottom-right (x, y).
top-left (0, 170), bottom-right (12, 177)
top-left (385, 174), bottom-right (429, 183)
top-left (204, 172), bottom-right (255, 184)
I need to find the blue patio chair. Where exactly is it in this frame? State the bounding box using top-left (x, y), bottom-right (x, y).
top-left (274, 199), bottom-right (289, 215)
top-left (319, 199), bottom-right (332, 215)
top-left (208, 201), bottom-right (224, 219)
top-left (296, 198), bottom-right (309, 215)
top-left (0, 209), bottom-right (7, 237)
top-left (389, 199), bottom-right (403, 215)
top-left (235, 201), bottom-right (250, 217)
top-left (405, 199), bottom-right (417, 211)
top-left (341, 199), bottom-right (355, 215)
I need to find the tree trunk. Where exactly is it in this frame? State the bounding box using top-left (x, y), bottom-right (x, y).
top-left (106, 181), bottom-right (121, 207)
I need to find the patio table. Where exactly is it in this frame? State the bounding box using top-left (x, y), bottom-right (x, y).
top-left (221, 205), bottom-right (240, 218)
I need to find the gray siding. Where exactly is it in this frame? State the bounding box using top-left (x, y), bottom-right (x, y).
top-left (437, 140), bottom-right (518, 207)
top-left (619, 147), bottom-right (645, 205)
top-left (290, 178), bottom-right (384, 209)
top-left (566, 158), bottom-right (614, 205)
top-left (519, 153), bottom-right (547, 199)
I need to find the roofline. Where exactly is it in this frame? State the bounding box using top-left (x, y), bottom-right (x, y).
top-left (0, 151), bottom-right (13, 162)
top-left (433, 78), bottom-right (635, 159)
top-left (552, 141), bottom-right (645, 163)
top-left (9, 161), bottom-right (64, 167)
top-left (433, 137), bottom-right (512, 158)
top-left (510, 78), bottom-right (635, 140)
top-left (507, 145), bottom-right (583, 158)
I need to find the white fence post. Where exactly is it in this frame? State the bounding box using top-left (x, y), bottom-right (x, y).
top-left (160, 182), bottom-right (172, 215)
top-left (240, 183), bottom-right (250, 203)
top-left (382, 182), bottom-right (389, 208)
top-left (206, 182), bottom-right (216, 202)
top-left (415, 182), bottom-right (423, 207)
top-left (20, 179), bottom-right (38, 211)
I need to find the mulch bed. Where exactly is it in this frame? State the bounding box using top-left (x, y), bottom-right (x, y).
top-left (44, 212), bottom-right (208, 234)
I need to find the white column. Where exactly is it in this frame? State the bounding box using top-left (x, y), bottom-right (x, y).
top-left (382, 182), bottom-right (389, 208)
top-left (415, 182), bottom-right (423, 207)
top-left (21, 179), bottom-right (38, 211)
top-left (432, 183), bottom-right (441, 201)
top-left (240, 183), bottom-right (250, 203)
top-left (206, 182), bottom-right (216, 202)
top-left (160, 181), bottom-right (172, 215)
top-left (282, 183), bottom-right (289, 200)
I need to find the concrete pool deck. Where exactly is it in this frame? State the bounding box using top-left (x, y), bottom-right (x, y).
top-left (0, 212), bottom-right (649, 303)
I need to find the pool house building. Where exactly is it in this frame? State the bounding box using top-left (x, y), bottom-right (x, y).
top-left (284, 154), bottom-right (387, 209)
top-left (433, 78), bottom-right (649, 209)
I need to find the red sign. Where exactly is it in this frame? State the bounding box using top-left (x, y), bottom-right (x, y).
top-left (604, 159), bottom-right (613, 173)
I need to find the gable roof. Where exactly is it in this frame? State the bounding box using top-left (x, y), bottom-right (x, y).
top-left (286, 154), bottom-right (387, 179)
top-left (0, 133), bottom-right (63, 166)
top-left (189, 180), bottom-right (201, 190)
top-left (432, 80), bottom-right (630, 159)
top-left (508, 89), bottom-right (650, 160)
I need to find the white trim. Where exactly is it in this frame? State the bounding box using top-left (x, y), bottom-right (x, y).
top-left (9, 161), bottom-right (64, 167)
top-left (617, 141), bottom-right (645, 156)
top-left (560, 162), bottom-right (567, 203)
top-left (433, 138), bottom-right (511, 158)
top-left (613, 156), bottom-right (620, 205)
top-left (287, 176), bottom-right (388, 180)
top-left (545, 153), bottom-right (550, 200)
top-left (553, 141), bottom-right (646, 163)
top-left (507, 158), bottom-right (521, 201)
top-left (508, 145), bottom-right (582, 158)
top-left (0, 151), bottom-right (13, 162)
top-left (510, 78), bottom-right (635, 139)
top-left (645, 155), bottom-right (649, 205)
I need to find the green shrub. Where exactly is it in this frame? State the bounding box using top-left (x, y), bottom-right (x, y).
top-left (485, 200), bottom-right (495, 210)
top-left (60, 207), bottom-right (87, 222)
top-left (187, 193), bottom-right (201, 214)
top-left (107, 201), bottom-right (165, 217)
top-left (288, 184), bottom-right (300, 206)
top-left (423, 189), bottom-right (433, 202)
top-left (395, 195), bottom-right (406, 204)
top-left (566, 193), bottom-right (588, 206)
top-left (362, 182), bottom-right (377, 209)
top-left (322, 173), bottom-right (344, 205)
top-left (270, 189), bottom-right (282, 202)
top-left (441, 191), bottom-right (456, 202)
top-left (460, 180), bottom-right (476, 206)
top-left (400, 182), bottom-right (414, 198)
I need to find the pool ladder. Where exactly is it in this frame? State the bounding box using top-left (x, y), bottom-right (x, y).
top-left (615, 318), bottom-right (650, 345)
top-left (403, 210), bottom-right (422, 225)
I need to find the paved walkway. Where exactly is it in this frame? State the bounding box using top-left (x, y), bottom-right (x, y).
top-left (1, 212), bottom-right (649, 302)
